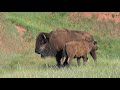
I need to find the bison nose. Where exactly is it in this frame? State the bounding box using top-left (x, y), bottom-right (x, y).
top-left (35, 49), bottom-right (40, 54)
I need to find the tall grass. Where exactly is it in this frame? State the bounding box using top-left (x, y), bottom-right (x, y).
top-left (0, 12), bottom-right (120, 78)
top-left (0, 57), bottom-right (120, 78)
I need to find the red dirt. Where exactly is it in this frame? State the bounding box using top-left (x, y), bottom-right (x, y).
top-left (69, 12), bottom-right (120, 37)
top-left (15, 25), bottom-right (33, 42)
top-left (69, 12), bottom-right (120, 23)
top-left (15, 25), bottom-right (26, 35)
top-left (14, 25), bottom-right (33, 51)
top-left (15, 25), bottom-right (27, 42)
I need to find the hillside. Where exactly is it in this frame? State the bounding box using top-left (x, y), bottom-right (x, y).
top-left (0, 12), bottom-right (120, 78)
top-left (70, 12), bottom-right (120, 23)
top-left (4, 12), bottom-right (120, 57)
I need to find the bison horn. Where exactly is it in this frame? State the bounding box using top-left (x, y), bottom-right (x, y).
top-left (43, 34), bottom-right (47, 39)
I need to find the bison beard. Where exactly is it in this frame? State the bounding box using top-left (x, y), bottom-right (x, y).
top-left (40, 43), bottom-right (57, 58)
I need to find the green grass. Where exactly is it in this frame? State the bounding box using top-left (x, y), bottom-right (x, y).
top-left (0, 12), bottom-right (120, 78)
top-left (0, 55), bottom-right (120, 78)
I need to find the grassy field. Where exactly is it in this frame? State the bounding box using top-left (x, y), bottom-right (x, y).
top-left (0, 12), bottom-right (120, 78)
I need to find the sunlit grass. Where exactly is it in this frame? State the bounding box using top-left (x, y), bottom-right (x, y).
top-left (0, 12), bottom-right (120, 78)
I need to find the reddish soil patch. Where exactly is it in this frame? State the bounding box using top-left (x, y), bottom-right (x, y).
top-left (0, 20), bottom-right (33, 53)
top-left (15, 25), bottom-right (26, 35)
top-left (69, 12), bottom-right (120, 37)
top-left (15, 25), bottom-right (33, 42)
top-left (69, 12), bottom-right (120, 23)
top-left (14, 25), bottom-right (33, 52)
top-left (15, 25), bottom-right (27, 42)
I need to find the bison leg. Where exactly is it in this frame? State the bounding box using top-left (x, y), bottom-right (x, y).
top-left (55, 54), bottom-right (61, 67)
top-left (83, 56), bottom-right (88, 65)
top-left (77, 57), bottom-right (81, 66)
top-left (67, 57), bottom-right (72, 66)
top-left (60, 57), bottom-right (66, 66)
top-left (63, 57), bottom-right (69, 66)
top-left (55, 50), bottom-right (63, 67)
top-left (90, 50), bottom-right (97, 62)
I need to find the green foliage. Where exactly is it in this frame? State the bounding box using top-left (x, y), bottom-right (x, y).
top-left (0, 12), bottom-right (120, 78)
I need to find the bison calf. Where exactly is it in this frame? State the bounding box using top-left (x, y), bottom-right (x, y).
top-left (60, 40), bottom-right (97, 66)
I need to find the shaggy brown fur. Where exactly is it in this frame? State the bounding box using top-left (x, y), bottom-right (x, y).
top-left (60, 40), bottom-right (97, 66)
top-left (35, 29), bottom-right (97, 67)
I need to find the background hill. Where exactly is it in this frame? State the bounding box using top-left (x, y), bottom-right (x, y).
top-left (0, 12), bottom-right (120, 78)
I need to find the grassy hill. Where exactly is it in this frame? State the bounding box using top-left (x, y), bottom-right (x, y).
top-left (0, 12), bottom-right (120, 78)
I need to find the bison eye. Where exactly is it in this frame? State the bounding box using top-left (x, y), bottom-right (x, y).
top-left (40, 40), bottom-right (47, 44)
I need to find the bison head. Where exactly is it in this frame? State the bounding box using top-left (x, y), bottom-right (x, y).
top-left (35, 32), bottom-right (49, 54)
top-left (35, 32), bottom-right (56, 58)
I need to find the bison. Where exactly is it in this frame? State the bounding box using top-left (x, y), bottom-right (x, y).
top-left (60, 40), bottom-right (97, 66)
top-left (35, 29), bottom-right (97, 67)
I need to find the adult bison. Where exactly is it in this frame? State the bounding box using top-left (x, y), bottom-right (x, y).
top-left (35, 29), bottom-right (97, 67)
